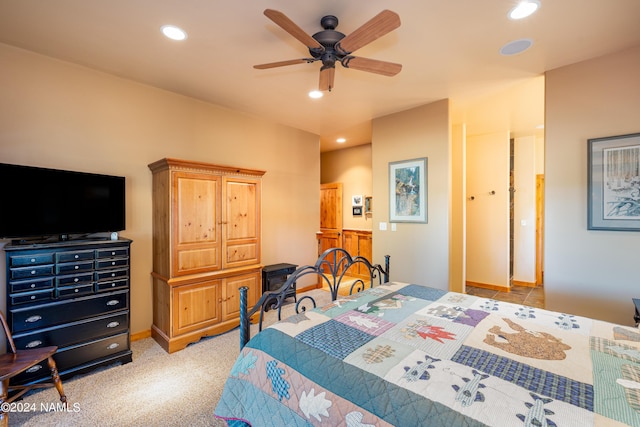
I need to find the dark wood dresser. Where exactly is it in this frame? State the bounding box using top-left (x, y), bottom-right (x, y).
top-left (3, 238), bottom-right (132, 384)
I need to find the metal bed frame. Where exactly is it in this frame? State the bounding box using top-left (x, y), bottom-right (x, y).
top-left (239, 247), bottom-right (390, 348)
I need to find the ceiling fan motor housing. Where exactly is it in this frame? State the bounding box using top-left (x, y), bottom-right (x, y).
top-left (311, 15), bottom-right (347, 68)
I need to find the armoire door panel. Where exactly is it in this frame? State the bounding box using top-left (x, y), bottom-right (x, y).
top-left (224, 178), bottom-right (261, 268)
top-left (223, 271), bottom-right (260, 320)
top-left (174, 280), bottom-right (221, 336)
top-left (173, 172), bottom-right (222, 275)
top-left (225, 243), bottom-right (258, 265)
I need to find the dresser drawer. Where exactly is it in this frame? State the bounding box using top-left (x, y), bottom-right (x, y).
top-left (95, 257), bottom-right (129, 269)
top-left (9, 253), bottom-right (54, 267)
top-left (56, 260), bottom-right (94, 275)
top-left (96, 278), bottom-right (129, 292)
top-left (56, 272), bottom-right (94, 287)
top-left (56, 250), bottom-right (94, 263)
top-left (95, 268), bottom-right (128, 281)
top-left (55, 332), bottom-right (130, 372)
top-left (10, 290), bottom-right (129, 333)
top-left (13, 311), bottom-right (129, 350)
top-left (13, 332), bottom-right (130, 384)
top-left (9, 277), bottom-right (54, 293)
top-left (10, 264), bottom-right (54, 280)
top-left (10, 289), bottom-right (54, 306)
top-left (96, 247), bottom-right (129, 259)
top-left (57, 283), bottom-right (94, 299)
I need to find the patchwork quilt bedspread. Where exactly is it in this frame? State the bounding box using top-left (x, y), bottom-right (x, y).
top-left (214, 282), bottom-right (640, 426)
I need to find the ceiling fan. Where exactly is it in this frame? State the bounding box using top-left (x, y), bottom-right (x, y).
top-left (254, 9), bottom-right (402, 92)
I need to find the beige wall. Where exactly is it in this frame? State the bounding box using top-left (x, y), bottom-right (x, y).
top-left (0, 43), bottom-right (321, 335)
top-left (321, 144), bottom-right (373, 231)
top-left (545, 45), bottom-right (640, 325)
top-left (372, 99), bottom-right (451, 288)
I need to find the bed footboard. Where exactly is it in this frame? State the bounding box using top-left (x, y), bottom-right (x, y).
top-left (239, 247), bottom-right (390, 348)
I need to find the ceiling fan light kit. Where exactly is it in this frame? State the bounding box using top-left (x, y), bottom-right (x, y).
top-left (254, 9), bottom-right (402, 92)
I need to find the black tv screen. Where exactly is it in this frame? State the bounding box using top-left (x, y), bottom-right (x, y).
top-left (0, 163), bottom-right (125, 240)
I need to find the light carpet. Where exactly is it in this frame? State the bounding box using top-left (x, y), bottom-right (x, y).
top-left (9, 288), bottom-right (331, 427)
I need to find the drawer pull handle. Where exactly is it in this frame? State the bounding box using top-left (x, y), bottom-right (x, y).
top-left (112, 261), bottom-right (116, 265)
top-left (111, 251), bottom-right (116, 255)
top-left (107, 343), bottom-right (119, 350)
top-left (75, 255), bottom-right (79, 259)
top-left (30, 270), bottom-right (36, 275)
top-left (107, 321), bottom-right (120, 328)
top-left (25, 315), bottom-right (42, 323)
top-left (26, 340), bottom-right (43, 348)
top-left (30, 283), bottom-right (36, 288)
top-left (74, 265), bottom-right (79, 270)
top-left (30, 258), bottom-right (36, 263)
top-left (74, 278), bottom-right (79, 283)
top-left (30, 295), bottom-right (36, 300)
top-left (74, 288), bottom-right (79, 293)
top-left (106, 300), bottom-right (120, 306)
top-left (26, 365), bottom-right (43, 374)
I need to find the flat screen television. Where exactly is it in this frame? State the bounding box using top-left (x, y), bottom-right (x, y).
top-left (0, 163), bottom-right (125, 242)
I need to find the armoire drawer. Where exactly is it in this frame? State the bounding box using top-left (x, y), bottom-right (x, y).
top-left (13, 311), bottom-right (129, 350)
top-left (10, 290), bottom-right (129, 333)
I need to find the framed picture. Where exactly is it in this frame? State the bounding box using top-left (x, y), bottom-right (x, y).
top-left (364, 196), bottom-right (372, 214)
top-left (352, 206), bottom-right (362, 216)
top-left (588, 132), bottom-right (640, 231)
top-left (352, 195), bottom-right (363, 206)
top-left (389, 157), bottom-right (427, 223)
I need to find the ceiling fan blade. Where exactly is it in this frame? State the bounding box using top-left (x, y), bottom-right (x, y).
top-left (319, 66), bottom-right (335, 91)
top-left (335, 10), bottom-right (400, 54)
top-left (341, 56), bottom-right (402, 76)
top-left (263, 9), bottom-right (324, 50)
top-left (254, 58), bottom-right (315, 69)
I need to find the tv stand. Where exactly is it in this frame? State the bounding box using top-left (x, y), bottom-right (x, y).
top-left (3, 237), bottom-right (133, 384)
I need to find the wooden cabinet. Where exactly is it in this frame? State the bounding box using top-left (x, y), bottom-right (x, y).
top-left (3, 238), bottom-right (133, 384)
top-left (148, 158), bottom-right (264, 353)
top-left (342, 229), bottom-right (372, 278)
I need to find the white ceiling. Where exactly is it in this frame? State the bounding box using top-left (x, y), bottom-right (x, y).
top-left (1, 1), bottom-right (639, 151)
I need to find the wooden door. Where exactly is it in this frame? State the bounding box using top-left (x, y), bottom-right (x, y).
top-left (223, 177), bottom-right (261, 268)
top-left (318, 183), bottom-right (343, 255)
top-left (536, 175), bottom-right (544, 285)
top-left (172, 172), bottom-right (222, 276)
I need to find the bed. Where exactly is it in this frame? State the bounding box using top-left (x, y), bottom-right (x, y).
top-left (214, 249), bottom-right (640, 426)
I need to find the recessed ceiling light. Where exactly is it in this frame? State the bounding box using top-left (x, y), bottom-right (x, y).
top-left (161, 25), bottom-right (187, 41)
top-left (336, 138), bottom-right (346, 143)
top-left (500, 38), bottom-right (533, 56)
top-left (308, 90), bottom-right (323, 99)
top-left (509, 0), bottom-right (540, 20)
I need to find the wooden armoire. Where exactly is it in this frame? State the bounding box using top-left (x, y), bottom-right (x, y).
top-left (148, 158), bottom-right (265, 353)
